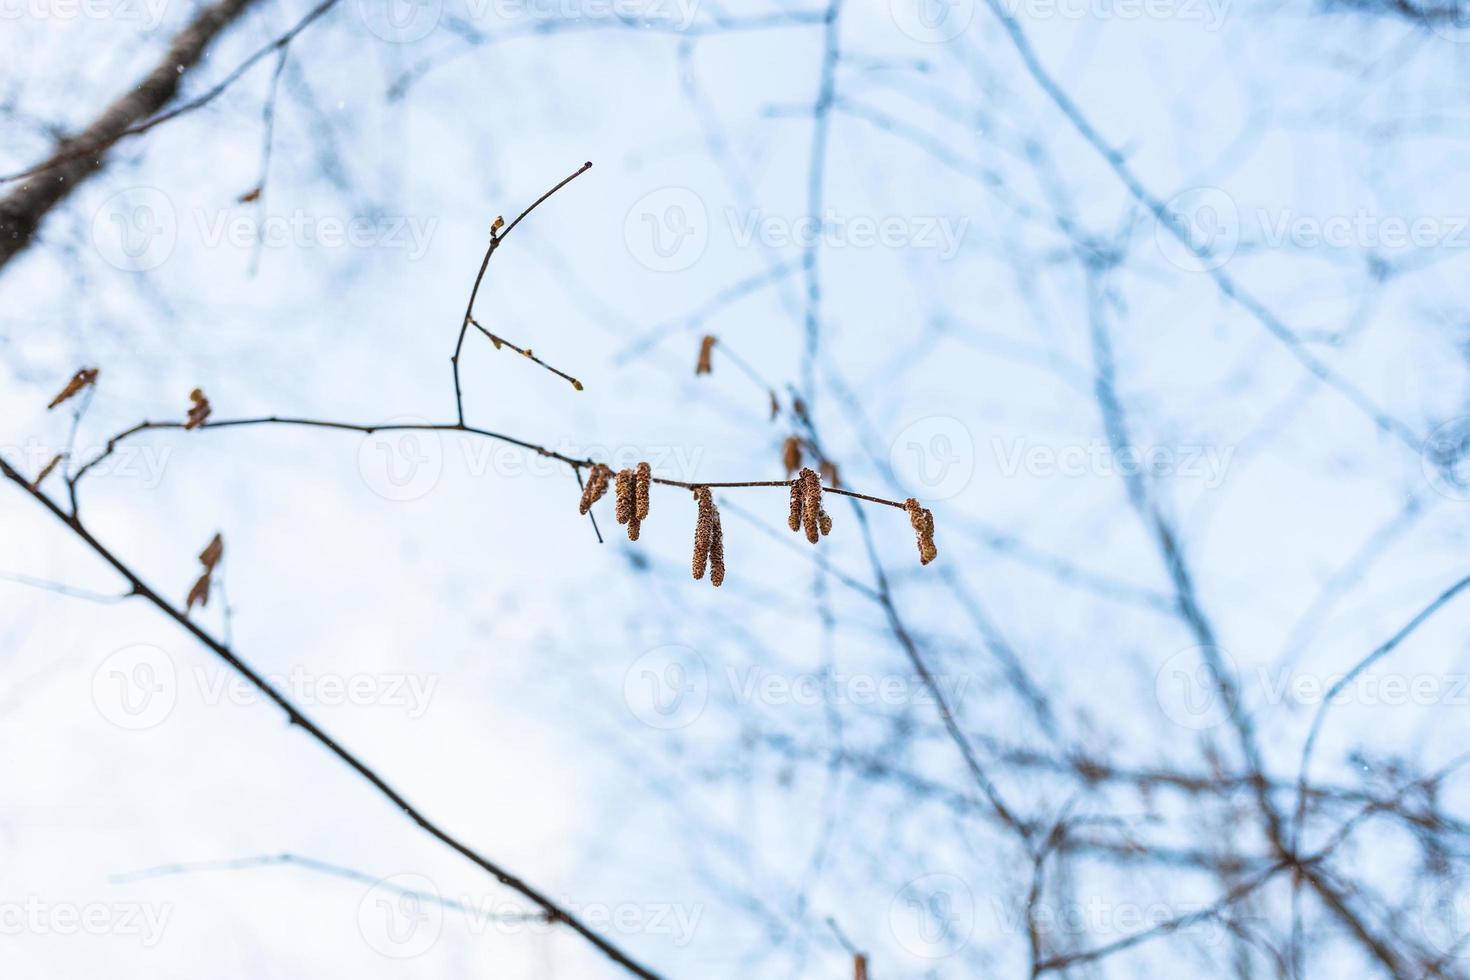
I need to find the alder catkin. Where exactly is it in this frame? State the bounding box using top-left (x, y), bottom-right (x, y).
top-left (905, 497), bottom-right (938, 565)
top-left (799, 467), bottom-right (822, 544)
top-left (615, 468), bottom-right (640, 541)
top-left (635, 461), bottom-right (651, 521)
top-left (692, 488), bottom-right (713, 580)
top-left (788, 480), bottom-right (802, 532)
top-left (709, 502), bottom-right (725, 587)
top-left (691, 487), bottom-right (725, 587)
top-left (615, 468), bottom-right (633, 524)
top-left (579, 463), bottom-right (611, 514)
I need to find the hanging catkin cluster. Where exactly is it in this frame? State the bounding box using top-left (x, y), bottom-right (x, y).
top-left (789, 467), bottom-right (831, 544)
top-left (905, 497), bottom-right (938, 565)
top-left (691, 487), bottom-right (725, 586)
top-left (614, 462), bottom-right (652, 540)
top-left (578, 463), bottom-right (612, 514)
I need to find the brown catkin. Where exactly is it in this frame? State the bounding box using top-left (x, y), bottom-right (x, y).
top-left (709, 502), bottom-right (725, 587)
top-left (615, 468), bottom-right (636, 540)
top-left (905, 497), bottom-right (938, 565)
top-left (579, 463), bottom-right (612, 514)
top-left (800, 467), bottom-right (822, 544)
top-left (788, 480), bottom-right (802, 532)
top-left (692, 487), bottom-right (713, 580)
top-left (691, 487), bottom-right (726, 587)
top-left (635, 461), bottom-right (651, 520)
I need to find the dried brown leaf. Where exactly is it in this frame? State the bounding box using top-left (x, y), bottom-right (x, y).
top-left (187, 532), bottom-right (224, 612)
top-left (186, 573), bottom-right (211, 612)
top-left (781, 436), bottom-right (802, 476)
top-left (199, 533), bottom-right (223, 572)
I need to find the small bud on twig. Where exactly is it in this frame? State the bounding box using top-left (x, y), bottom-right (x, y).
top-left (695, 335), bottom-right (716, 376)
top-left (185, 388), bottom-right (212, 430)
top-left (47, 367), bottom-right (98, 410)
top-left (29, 454), bottom-right (63, 491)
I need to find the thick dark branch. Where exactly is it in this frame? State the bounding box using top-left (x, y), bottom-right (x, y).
top-left (0, 453), bottom-right (665, 980)
top-left (0, 0), bottom-right (277, 269)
